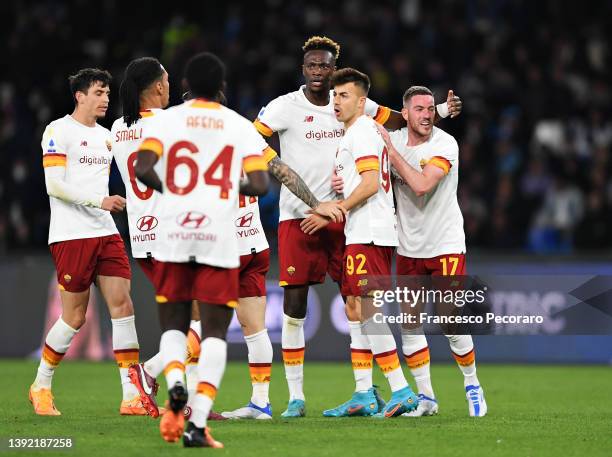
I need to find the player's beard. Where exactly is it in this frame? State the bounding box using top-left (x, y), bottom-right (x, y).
top-left (410, 118), bottom-right (432, 140)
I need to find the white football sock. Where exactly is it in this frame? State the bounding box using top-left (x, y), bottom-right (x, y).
top-left (349, 321), bottom-right (373, 392)
top-left (447, 334), bottom-right (479, 387)
top-left (191, 337), bottom-right (227, 429)
top-left (160, 330), bottom-right (187, 389)
top-left (34, 317), bottom-right (79, 389)
top-left (245, 329), bottom-right (273, 407)
top-left (282, 314), bottom-right (305, 401)
top-left (366, 323), bottom-right (408, 393)
top-left (401, 328), bottom-right (435, 399)
top-left (112, 315), bottom-right (140, 400)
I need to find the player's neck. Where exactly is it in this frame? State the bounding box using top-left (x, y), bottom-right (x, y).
top-left (139, 94), bottom-right (162, 111)
top-left (344, 110), bottom-right (364, 130)
top-left (71, 108), bottom-right (97, 127)
top-left (406, 128), bottom-right (431, 147)
top-left (303, 87), bottom-right (329, 106)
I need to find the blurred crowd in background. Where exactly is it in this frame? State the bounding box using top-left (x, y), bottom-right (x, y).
top-left (1, 0), bottom-right (610, 254)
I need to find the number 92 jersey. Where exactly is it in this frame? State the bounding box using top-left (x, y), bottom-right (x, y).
top-left (111, 109), bottom-right (163, 258)
top-left (335, 115), bottom-right (398, 247)
top-left (138, 99), bottom-right (268, 268)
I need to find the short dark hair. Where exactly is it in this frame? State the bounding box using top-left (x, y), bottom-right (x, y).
top-left (403, 86), bottom-right (434, 105)
top-left (302, 36), bottom-right (340, 60)
top-left (120, 57), bottom-right (165, 127)
top-left (68, 68), bottom-right (111, 103)
top-left (330, 67), bottom-right (370, 95)
top-left (184, 52), bottom-right (225, 100)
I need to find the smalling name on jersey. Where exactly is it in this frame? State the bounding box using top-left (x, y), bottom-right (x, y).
top-left (115, 128), bottom-right (142, 142)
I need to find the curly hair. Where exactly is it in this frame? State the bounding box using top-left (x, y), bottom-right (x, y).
top-left (302, 35), bottom-right (340, 60)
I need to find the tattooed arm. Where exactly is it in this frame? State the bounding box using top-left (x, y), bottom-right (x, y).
top-left (267, 155), bottom-right (346, 222)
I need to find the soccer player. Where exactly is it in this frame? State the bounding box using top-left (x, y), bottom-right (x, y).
top-left (112, 58), bottom-right (343, 422)
top-left (32, 68), bottom-right (147, 416)
top-left (135, 52), bottom-right (269, 448)
top-left (253, 35), bottom-right (461, 417)
top-left (302, 68), bottom-right (419, 417)
top-left (109, 56), bottom-right (179, 418)
top-left (376, 86), bottom-right (487, 417)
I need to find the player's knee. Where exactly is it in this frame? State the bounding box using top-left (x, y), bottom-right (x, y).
top-left (65, 313), bottom-right (86, 330)
top-left (108, 294), bottom-right (134, 316)
top-left (238, 314), bottom-right (265, 335)
top-left (344, 296), bottom-right (360, 321)
top-left (283, 299), bottom-right (307, 319)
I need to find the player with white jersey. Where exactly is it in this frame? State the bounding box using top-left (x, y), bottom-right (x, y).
top-left (302, 68), bottom-right (418, 418)
top-left (135, 52), bottom-right (269, 448)
top-left (110, 57), bottom-right (174, 419)
top-left (377, 85), bottom-right (486, 417)
top-left (254, 36), bottom-right (461, 418)
top-left (113, 57), bottom-right (242, 422)
top-left (30, 68), bottom-right (148, 417)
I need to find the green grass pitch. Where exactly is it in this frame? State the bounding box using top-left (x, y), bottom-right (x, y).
top-left (1, 360), bottom-right (610, 456)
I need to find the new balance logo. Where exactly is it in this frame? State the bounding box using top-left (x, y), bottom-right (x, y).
top-left (136, 215), bottom-right (158, 232)
top-left (80, 140), bottom-right (87, 147)
top-left (304, 115), bottom-right (314, 122)
top-left (176, 211), bottom-right (210, 229)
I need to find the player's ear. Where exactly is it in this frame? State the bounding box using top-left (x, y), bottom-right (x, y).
top-left (75, 91), bottom-right (84, 105)
top-left (401, 107), bottom-right (409, 121)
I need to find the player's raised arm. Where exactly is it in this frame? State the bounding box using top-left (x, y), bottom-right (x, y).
top-left (368, 89), bottom-right (462, 130)
top-left (42, 127), bottom-right (125, 212)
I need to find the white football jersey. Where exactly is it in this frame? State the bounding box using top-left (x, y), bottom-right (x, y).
top-left (111, 110), bottom-right (163, 258)
top-left (335, 115), bottom-right (398, 247)
top-left (138, 99), bottom-right (267, 267)
top-left (235, 193), bottom-right (269, 256)
top-left (235, 144), bottom-right (275, 257)
top-left (390, 126), bottom-right (466, 258)
top-left (42, 115), bottom-right (118, 244)
top-left (254, 86), bottom-right (388, 221)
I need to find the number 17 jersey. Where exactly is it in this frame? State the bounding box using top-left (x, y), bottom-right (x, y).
top-left (138, 99), bottom-right (268, 268)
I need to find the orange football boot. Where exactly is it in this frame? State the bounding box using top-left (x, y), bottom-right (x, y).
top-left (29, 385), bottom-right (61, 416)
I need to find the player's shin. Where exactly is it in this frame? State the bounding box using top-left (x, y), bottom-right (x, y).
top-left (446, 334), bottom-right (479, 387)
top-left (160, 330), bottom-right (187, 391)
top-left (111, 315), bottom-right (140, 400)
top-left (246, 329), bottom-right (273, 407)
top-left (191, 337), bottom-right (227, 429)
top-left (367, 330), bottom-right (408, 392)
top-left (34, 317), bottom-right (79, 389)
top-left (401, 328), bottom-right (435, 399)
top-left (349, 321), bottom-right (373, 392)
top-left (282, 314), bottom-right (306, 401)
top-left (186, 320), bottom-right (202, 399)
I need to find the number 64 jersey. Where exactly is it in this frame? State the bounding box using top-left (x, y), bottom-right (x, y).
top-left (137, 99), bottom-right (268, 268)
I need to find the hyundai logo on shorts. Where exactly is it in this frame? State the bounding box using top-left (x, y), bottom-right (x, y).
top-left (136, 215), bottom-right (158, 232)
top-left (176, 211), bottom-right (210, 229)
